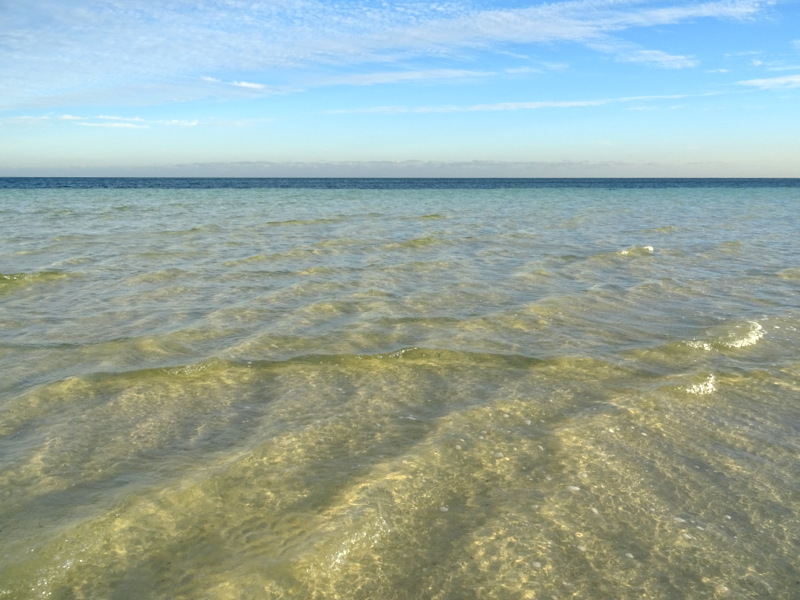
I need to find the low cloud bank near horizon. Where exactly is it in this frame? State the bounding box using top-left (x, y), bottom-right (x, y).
top-left (3, 159), bottom-right (785, 179)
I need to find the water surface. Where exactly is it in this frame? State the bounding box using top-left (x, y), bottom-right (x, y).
top-left (1, 178), bottom-right (799, 599)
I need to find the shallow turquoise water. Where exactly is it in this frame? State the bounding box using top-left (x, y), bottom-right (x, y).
top-left (1, 180), bottom-right (799, 599)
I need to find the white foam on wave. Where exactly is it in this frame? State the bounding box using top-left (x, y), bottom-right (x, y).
top-left (619, 245), bottom-right (654, 256)
top-left (686, 340), bottom-right (712, 352)
top-left (686, 321), bottom-right (764, 352)
top-left (685, 374), bottom-right (716, 395)
top-left (723, 321), bottom-right (764, 349)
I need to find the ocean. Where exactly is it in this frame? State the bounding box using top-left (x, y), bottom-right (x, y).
top-left (1, 178), bottom-right (798, 599)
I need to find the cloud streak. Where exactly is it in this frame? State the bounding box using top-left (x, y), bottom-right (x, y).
top-left (78, 122), bottom-right (149, 129)
top-left (232, 81), bottom-right (268, 90)
top-left (0, 0), bottom-right (774, 109)
top-left (14, 158), bottom-right (724, 178)
top-left (321, 69), bottom-right (495, 87)
top-left (621, 50), bottom-right (699, 69)
top-left (738, 74), bottom-right (800, 89)
top-left (0, 114), bottom-right (199, 128)
top-left (326, 92), bottom-right (698, 114)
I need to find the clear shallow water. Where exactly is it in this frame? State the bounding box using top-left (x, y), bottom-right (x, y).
top-left (1, 179), bottom-right (799, 599)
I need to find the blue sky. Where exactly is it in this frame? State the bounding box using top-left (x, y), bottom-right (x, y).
top-left (1, 0), bottom-right (798, 176)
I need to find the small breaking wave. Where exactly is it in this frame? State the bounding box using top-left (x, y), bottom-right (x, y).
top-left (686, 321), bottom-right (764, 352)
top-left (685, 340), bottom-right (714, 352)
top-left (618, 245), bottom-right (654, 257)
top-left (722, 321), bottom-right (764, 348)
top-left (685, 373), bottom-right (717, 395)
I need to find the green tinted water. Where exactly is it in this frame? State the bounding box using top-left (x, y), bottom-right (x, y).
top-left (1, 183), bottom-right (798, 598)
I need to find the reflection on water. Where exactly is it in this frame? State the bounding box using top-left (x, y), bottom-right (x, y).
top-left (1, 180), bottom-right (799, 599)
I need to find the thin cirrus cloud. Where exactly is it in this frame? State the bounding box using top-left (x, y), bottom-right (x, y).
top-left (76, 115), bottom-right (199, 128)
top-left (326, 92), bottom-right (695, 114)
top-left (319, 69), bottom-right (496, 87)
top-left (738, 74), bottom-right (800, 89)
top-left (619, 50), bottom-right (699, 69)
top-left (0, 114), bottom-right (200, 128)
top-left (0, 0), bottom-right (774, 109)
top-left (365, 0), bottom-right (765, 48)
top-left (78, 122), bottom-right (149, 129)
top-left (202, 77), bottom-right (298, 96)
top-left (232, 81), bottom-right (269, 90)
top-left (200, 69), bottom-right (497, 95)
top-left (327, 99), bottom-right (608, 114)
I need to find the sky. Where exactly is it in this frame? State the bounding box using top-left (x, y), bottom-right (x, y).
top-left (1, 0), bottom-right (799, 177)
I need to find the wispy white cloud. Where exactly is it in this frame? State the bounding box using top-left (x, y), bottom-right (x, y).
top-left (0, 0), bottom-right (776, 109)
top-left (163, 119), bottom-right (200, 127)
top-left (326, 92), bottom-right (698, 114)
top-left (0, 113), bottom-right (201, 128)
top-left (505, 66), bottom-right (542, 75)
top-left (606, 0), bottom-right (773, 25)
top-left (327, 99), bottom-right (605, 115)
top-left (766, 64), bottom-right (800, 71)
top-left (405, 0), bottom-right (764, 49)
top-left (96, 115), bottom-right (147, 123)
top-left (3, 155), bottom-right (778, 178)
top-left (77, 116), bottom-right (201, 127)
top-left (621, 50), bottom-right (699, 69)
top-left (86, 158), bottom-right (743, 178)
top-left (738, 74), bottom-right (800, 89)
top-left (0, 115), bottom-right (51, 125)
top-left (322, 69), bottom-right (494, 86)
top-left (725, 50), bottom-right (763, 57)
top-left (232, 81), bottom-right (268, 90)
top-left (201, 117), bottom-right (274, 128)
top-left (204, 77), bottom-right (297, 95)
top-left (77, 121), bottom-right (150, 129)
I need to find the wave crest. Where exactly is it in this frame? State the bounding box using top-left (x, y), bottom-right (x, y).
top-left (686, 320), bottom-right (764, 352)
